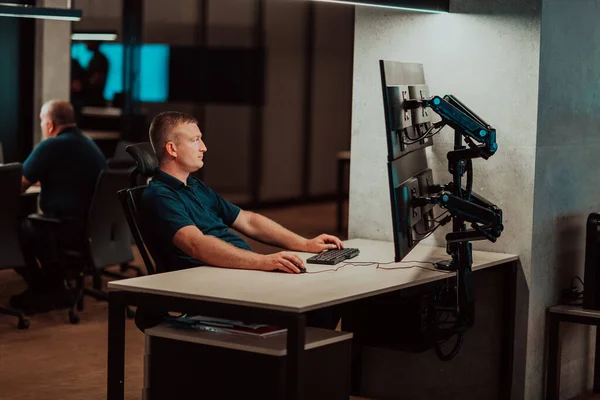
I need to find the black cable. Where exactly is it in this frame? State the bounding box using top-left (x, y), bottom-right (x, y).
top-left (323, 260), bottom-right (454, 274)
top-left (413, 210), bottom-right (453, 237)
top-left (573, 276), bottom-right (584, 288)
top-left (435, 332), bottom-right (464, 361)
top-left (465, 159), bottom-right (473, 201)
top-left (401, 126), bottom-right (432, 145)
top-left (401, 123), bottom-right (444, 145)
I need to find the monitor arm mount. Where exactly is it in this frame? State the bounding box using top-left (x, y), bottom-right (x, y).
top-left (404, 95), bottom-right (503, 331)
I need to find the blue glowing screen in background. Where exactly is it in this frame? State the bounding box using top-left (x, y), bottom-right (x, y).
top-left (71, 43), bottom-right (169, 102)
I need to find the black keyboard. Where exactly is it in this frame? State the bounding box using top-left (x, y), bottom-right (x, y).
top-left (307, 248), bottom-right (360, 265)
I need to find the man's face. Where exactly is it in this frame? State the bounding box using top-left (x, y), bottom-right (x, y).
top-left (39, 109), bottom-right (53, 139)
top-left (170, 123), bottom-right (207, 172)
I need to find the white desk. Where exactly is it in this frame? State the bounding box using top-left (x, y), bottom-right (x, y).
top-left (106, 238), bottom-right (518, 400)
top-left (108, 238), bottom-right (516, 312)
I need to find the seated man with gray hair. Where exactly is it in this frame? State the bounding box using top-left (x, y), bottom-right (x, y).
top-left (11, 100), bottom-right (106, 313)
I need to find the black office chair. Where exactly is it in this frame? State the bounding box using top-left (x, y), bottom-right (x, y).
top-left (0, 163), bottom-right (30, 329)
top-left (118, 186), bottom-right (158, 275)
top-left (117, 142), bottom-right (161, 275)
top-left (28, 169), bottom-right (135, 323)
top-left (105, 140), bottom-right (145, 278)
top-left (125, 142), bottom-right (158, 186)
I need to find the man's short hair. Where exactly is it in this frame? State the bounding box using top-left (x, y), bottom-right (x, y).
top-left (149, 111), bottom-right (198, 163)
top-left (43, 100), bottom-right (76, 126)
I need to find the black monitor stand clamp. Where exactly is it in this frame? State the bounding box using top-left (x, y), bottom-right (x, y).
top-left (405, 95), bottom-right (504, 359)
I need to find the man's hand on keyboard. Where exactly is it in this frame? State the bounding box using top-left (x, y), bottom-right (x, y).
top-left (304, 234), bottom-right (344, 253)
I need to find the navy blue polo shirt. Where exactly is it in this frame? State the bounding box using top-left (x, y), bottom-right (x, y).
top-left (22, 127), bottom-right (106, 218)
top-left (139, 170), bottom-right (252, 271)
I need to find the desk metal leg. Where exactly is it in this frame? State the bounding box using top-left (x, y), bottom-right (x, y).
top-left (287, 313), bottom-right (306, 400)
top-left (107, 291), bottom-right (126, 400)
top-left (594, 325), bottom-right (600, 393)
top-left (546, 312), bottom-right (561, 400)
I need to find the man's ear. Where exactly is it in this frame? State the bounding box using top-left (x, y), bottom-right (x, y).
top-left (165, 141), bottom-right (177, 158)
top-left (48, 121), bottom-right (56, 136)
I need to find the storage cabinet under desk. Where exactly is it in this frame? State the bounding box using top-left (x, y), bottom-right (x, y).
top-left (143, 325), bottom-right (353, 400)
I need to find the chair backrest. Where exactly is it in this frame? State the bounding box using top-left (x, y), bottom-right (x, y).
top-left (125, 142), bottom-right (158, 186)
top-left (117, 186), bottom-right (157, 275)
top-left (86, 169), bottom-right (134, 269)
top-left (0, 163), bottom-right (25, 268)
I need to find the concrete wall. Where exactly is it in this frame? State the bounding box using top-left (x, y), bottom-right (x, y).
top-left (529, 0), bottom-right (600, 398)
top-left (74, 0), bottom-right (354, 202)
top-left (350, 0), bottom-right (541, 398)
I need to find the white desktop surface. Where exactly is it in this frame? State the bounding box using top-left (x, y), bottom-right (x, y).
top-left (108, 239), bottom-right (518, 313)
top-left (24, 185), bottom-right (41, 195)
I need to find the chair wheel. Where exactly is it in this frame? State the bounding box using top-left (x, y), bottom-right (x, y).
top-left (126, 307), bottom-right (136, 319)
top-left (69, 310), bottom-right (80, 324)
top-left (18, 318), bottom-right (30, 330)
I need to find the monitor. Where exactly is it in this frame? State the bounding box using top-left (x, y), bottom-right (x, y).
top-left (380, 60), bottom-right (438, 261)
top-left (71, 43), bottom-right (170, 103)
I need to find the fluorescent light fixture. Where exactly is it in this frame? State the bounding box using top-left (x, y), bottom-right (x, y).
top-left (313, 0), bottom-right (449, 13)
top-left (0, 3), bottom-right (81, 21)
top-left (72, 32), bottom-right (118, 41)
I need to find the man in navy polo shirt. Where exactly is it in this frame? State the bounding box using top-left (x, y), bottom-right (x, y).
top-left (11, 100), bottom-right (106, 312)
top-left (141, 111), bottom-right (343, 274)
top-left (138, 111), bottom-right (344, 330)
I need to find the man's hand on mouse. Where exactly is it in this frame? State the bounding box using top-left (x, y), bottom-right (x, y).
top-left (304, 234), bottom-right (344, 253)
top-left (260, 251), bottom-right (305, 274)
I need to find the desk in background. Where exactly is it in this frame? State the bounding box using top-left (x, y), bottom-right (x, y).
top-left (20, 185), bottom-right (40, 217)
top-left (107, 238), bottom-right (518, 400)
top-left (546, 305), bottom-right (600, 400)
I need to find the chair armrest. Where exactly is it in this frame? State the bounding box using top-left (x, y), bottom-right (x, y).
top-left (27, 213), bottom-right (62, 225)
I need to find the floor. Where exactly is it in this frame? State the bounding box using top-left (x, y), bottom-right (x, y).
top-left (0, 201), bottom-right (366, 400)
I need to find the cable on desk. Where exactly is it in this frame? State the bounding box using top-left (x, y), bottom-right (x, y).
top-left (305, 264), bottom-right (349, 274)
top-left (305, 260), bottom-right (453, 274)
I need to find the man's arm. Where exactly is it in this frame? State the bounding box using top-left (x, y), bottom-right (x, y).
top-left (232, 210), bottom-right (343, 252)
top-left (172, 225), bottom-right (304, 273)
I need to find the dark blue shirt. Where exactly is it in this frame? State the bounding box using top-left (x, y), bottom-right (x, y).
top-left (22, 127), bottom-right (106, 218)
top-left (140, 170), bottom-right (251, 272)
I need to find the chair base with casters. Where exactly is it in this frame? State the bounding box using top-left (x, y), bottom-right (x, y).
top-left (0, 306), bottom-right (29, 329)
top-left (0, 163), bottom-right (31, 329)
top-left (26, 168), bottom-right (139, 324)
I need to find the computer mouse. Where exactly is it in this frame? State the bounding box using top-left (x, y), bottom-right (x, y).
top-left (274, 264), bottom-right (306, 274)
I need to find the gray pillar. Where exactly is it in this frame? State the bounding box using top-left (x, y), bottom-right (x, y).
top-left (33, 0), bottom-right (72, 145)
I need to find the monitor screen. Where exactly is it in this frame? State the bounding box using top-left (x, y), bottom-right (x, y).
top-left (71, 43), bottom-right (170, 103)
